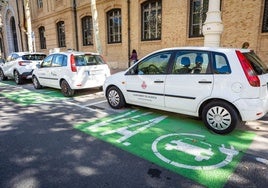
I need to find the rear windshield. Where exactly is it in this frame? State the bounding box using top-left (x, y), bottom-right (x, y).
top-left (75, 54), bottom-right (105, 66)
top-left (22, 54), bottom-right (46, 61)
top-left (243, 51), bottom-right (268, 75)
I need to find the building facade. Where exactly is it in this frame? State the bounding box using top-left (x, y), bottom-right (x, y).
top-left (1, 0), bottom-right (268, 69)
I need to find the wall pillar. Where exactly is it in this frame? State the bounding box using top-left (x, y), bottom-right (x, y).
top-left (202, 0), bottom-right (223, 47)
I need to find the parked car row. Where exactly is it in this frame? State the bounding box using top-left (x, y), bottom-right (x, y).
top-left (103, 47), bottom-right (268, 135)
top-left (1, 47), bottom-right (268, 135)
top-left (0, 50), bottom-right (111, 97)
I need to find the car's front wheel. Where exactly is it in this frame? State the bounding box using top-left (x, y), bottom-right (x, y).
top-left (14, 70), bottom-right (23, 85)
top-left (0, 69), bottom-right (7, 81)
top-left (106, 86), bottom-right (126, 109)
top-left (32, 76), bottom-right (42, 89)
top-left (60, 80), bottom-right (75, 97)
top-left (202, 101), bottom-right (240, 134)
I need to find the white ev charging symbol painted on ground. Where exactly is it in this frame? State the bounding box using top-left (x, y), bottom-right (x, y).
top-left (152, 133), bottom-right (239, 170)
top-left (165, 138), bottom-right (214, 161)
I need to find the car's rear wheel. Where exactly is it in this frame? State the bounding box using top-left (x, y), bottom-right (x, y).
top-left (202, 101), bottom-right (240, 134)
top-left (32, 76), bottom-right (42, 89)
top-left (14, 70), bottom-right (23, 85)
top-left (60, 80), bottom-right (75, 97)
top-left (106, 86), bottom-right (126, 109)
top-left (0, 69), bottom-right (7, 81)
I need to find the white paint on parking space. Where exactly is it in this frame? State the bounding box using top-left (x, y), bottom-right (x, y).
top-left (256, 157), bottom-right (268, 165)
top-left (64, 101), bottom-right (108, 115)
top-left (84, 100), bottom-right (107, 107)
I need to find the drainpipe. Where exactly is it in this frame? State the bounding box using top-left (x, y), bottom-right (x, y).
top-left (127, 0), bottom-right (130, 67)
top-left (73, 0), bottom-right (79, 51)
top-left (202, 0), bottom-right (223, 47)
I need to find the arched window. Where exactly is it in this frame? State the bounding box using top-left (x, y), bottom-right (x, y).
top-left (107, 9), bottom-right (121, 44)
top-left (81, 16), bottom-right (93, 46)
top-left (39, 26), bottom-right (46, 49)
top-left (10, 17), bottom-right (18, 52)
top-left (57, 21), bottom-right (66, 47)
top-left (141, 0), bottom-right (162, 41)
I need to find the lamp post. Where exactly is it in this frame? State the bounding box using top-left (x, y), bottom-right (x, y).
top-left (202, 0), bottom-right (223, 47)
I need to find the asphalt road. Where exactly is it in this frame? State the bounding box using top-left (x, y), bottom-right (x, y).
top-left (0, 81), bottom-right (268, 188)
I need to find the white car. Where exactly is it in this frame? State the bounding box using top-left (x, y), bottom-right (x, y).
top-left (32, 51), bottom-right (111, 97)
top-left (103, 47), bottom-right (268, 134)
top-left (0, 52), bottom-right (46, 84)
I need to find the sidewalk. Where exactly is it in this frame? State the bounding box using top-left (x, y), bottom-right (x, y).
top-left (110, 68), bottom-right (126, 75)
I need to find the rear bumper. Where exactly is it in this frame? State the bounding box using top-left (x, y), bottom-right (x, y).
top-left (234, 98), bottom-right (268, 121)
top-left (21, 70), bottom-right (33, 79)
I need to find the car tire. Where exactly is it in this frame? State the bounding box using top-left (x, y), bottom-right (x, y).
top-left (60, 80), bottom-right (75, 97)
top-left (202, 101), bottom-right (240, 134)
top-left (0, 69), bottom-right (7, 81)
top-left (32, 76), bottom-right (42, 89)
top-left (106, 86), bottom-right (126, 109)
top-left (14, 70), bottom-right (23, 85)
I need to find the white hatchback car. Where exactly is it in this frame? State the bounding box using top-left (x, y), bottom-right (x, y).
top-left (32, 51), bottom-right (111, 97)
top-left (0, 52), bottom-right (46, 84)
top-left (103, 47), bottom-right (268, 134)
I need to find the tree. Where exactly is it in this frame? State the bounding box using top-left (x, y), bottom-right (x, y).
top-left (90, 0), bottom-right (102, 54)
top-left (24, 0), bottom-right (34, 52)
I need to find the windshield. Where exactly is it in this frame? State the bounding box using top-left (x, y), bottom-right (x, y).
top-left (75, 54), bottom-right (105, 66)
top-left (22, 54), bottom-right (46, 61)
top-left (243, 51), bottom-right (268, 75)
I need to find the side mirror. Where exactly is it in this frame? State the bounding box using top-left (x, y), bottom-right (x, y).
top-left (36, 63), bottom-right (41, 68)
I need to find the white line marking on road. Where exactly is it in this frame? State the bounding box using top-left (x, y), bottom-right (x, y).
top-left (256, 157), bottom-right (268, 165)
top-left (64, 101), bottom-right (108, 115)
top-left (84, 100), bottom-right (107, 107)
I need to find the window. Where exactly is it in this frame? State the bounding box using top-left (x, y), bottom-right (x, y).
top-left (141, 0), bottom-right (162, 41)
top-left (172, 51), bottom-right (210, 74)
top-left (107, 9), bottom-right (122, 43)
top-left (128, 52), bottom-right (171, 75)
top-left (212, 53), bottom-right (230, 74)
top-left (39, 26), bottom-right (46, 49)
top-left (189, 0), bottom-right (208, 38)
top-left (57, 21), bottom-right (66, 47)
top-left (262, 0), bottom-right (268, 32)
top-left (52, 54), bottom-right (67, 67)
top-left (81, 16), bottom-right (93, 46)
top-left (41, 55), bottom-right (53, 68)
top-left (37, 0), bottom-right (43, 8)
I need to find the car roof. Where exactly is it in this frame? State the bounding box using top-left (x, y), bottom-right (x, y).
top-left (11, 52), bottom-right (46, 56)
top-left (49, 51), bottom-right (100, 56)
top-left (151, 46), bottom-right (251, 53)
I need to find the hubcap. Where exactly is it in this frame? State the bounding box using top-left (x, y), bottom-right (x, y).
top-left (33, 77), bottom-right (38, 87)
top-left (108, 90), bottom-right (119, 106)
top-left (206, 106), bottom-right (231, 130)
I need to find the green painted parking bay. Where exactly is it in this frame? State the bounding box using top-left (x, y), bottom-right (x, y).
top-left (75, 109), bottom-right (255, 188)
top-left (0, 82), bottom-right (66, 106)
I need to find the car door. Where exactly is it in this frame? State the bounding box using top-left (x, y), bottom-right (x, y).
top-left (49, 54), bottom-right (67, 88)
top-left (164, 50), bottom-right (213, 115)
top-left (36, 55), bottom-right (53, 86)
top-left (124, 51), bottom-right (173, 108)
top-left (3, 53), bottom-right (19, 77)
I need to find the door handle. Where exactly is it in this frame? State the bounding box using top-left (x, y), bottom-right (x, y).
top-left (154, 80), bottom-right (164, 83)
top-left (198, 80), bottom-right (212, 84)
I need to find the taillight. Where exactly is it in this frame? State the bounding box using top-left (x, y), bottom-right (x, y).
top-left (70, 54), bottom-right (77, 72)
top-left (236, 50), bottom-right (260, 87)
top-left (18, 61), bottom-right (25, 66)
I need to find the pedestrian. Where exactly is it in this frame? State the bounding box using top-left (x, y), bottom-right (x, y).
top-left (130, 49), bottom-right (138, 65)
top-left (242, 42), bottom-right (249, 49)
